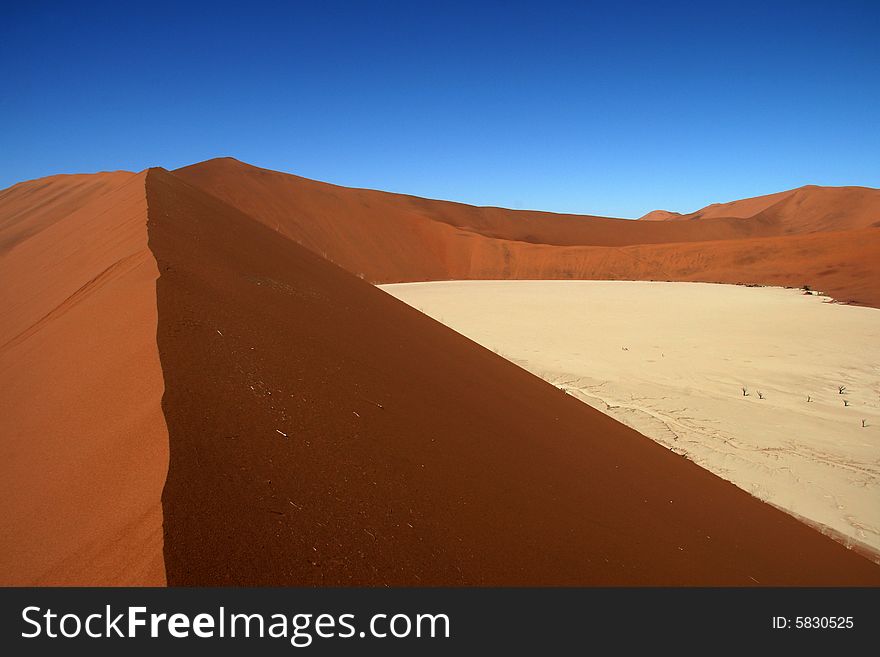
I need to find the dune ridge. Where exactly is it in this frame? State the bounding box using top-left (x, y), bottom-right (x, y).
top-left (147, 167), bottom-right (880, 585)
top-left (657, 185), bottom-right (880, 231)
top-left (2, 161), bottom-right (878, 585)
top-left (174, 158), bottom-right (880, 307)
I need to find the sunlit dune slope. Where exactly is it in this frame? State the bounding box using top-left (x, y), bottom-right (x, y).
top-left (0, 171), bottom-right (167, 585)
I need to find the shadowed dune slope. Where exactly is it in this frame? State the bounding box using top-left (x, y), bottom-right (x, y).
top-left (148, 167), bottom-right (880, 585)
top-left (174, 158), bottom-right (880, 307)
top-left (0, 171), bottom-right (167, 585)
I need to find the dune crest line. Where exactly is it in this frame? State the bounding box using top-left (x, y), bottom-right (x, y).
top-left (145, 167), bottom-right (880, 585)
top-left (175, 158), bottom-right (880, 308)
top-left (2, 161), bottom-right (878, 585)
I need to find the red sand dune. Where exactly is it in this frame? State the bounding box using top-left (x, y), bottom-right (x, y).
top-left (638, 209), bottom-right (683, 221)
top-left (0, 171), bottom-right (167, 585)
top-left (1, 160), bottom-right (879, 585)
top-left (658, 188), bottom-right (797, 221)
top-left (175, 158), bottom-right (841, 249)
top-left (175, 158), bottom-right (880, 306)
top-left (147, 168), bottom-right (880, 585)
top-left (645, 185), bottom-right (880, 233)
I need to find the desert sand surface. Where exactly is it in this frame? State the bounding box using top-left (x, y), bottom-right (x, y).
top-left (2, 161), bottom-right (879, 586)
top-left (0, 171), bottom-right (167, 585)
top-left (175, 158), bottom-right (880, 307)
top-left (382, 280), bottom-right (880, 559)
top-left (147, 167), bottom-right (880, 585)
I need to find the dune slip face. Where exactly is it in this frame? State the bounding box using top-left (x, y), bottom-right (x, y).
top-left (146, 168), bottom-right (880, 586)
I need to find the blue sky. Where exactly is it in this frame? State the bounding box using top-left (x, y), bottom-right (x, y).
top-left (2, 1), bottom-right (878, 217)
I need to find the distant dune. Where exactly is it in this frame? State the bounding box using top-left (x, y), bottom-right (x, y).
top-left (638, 209), bottom-right (683, 221)
top-left (175, 158), bottom-right (880, 306)
top-left (645, 185), bottom-right (880, 232)
top-left (675, 188), bottom-right (797, 221)
top-left (1, 160), bottom-right (879, 585)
